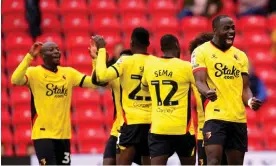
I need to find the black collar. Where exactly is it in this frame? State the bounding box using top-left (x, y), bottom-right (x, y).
top-left (210, 41), bottom-right (230, 52)
top-left (42, 65), bottom-right (58, 73)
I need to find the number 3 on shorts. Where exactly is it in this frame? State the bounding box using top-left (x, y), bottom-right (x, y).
top-left (62, 152), bottom-right (70, 164)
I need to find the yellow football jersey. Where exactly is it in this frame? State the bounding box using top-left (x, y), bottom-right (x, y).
top-left (109, 79), bottom-right (124, 137)
top-left (191, 41), bottom-right (249, 123)
top-left (96, 48), bottom-right (152, 125)
top-left (141, 56), bottom-right (203, 135)
top-left (11, 53), bottom-right (97, 139)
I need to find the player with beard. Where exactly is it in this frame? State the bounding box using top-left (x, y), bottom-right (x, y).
top-left (191, 15), bottom-right (262, 165)
top-left (11, 42), bottom-right (99, 165)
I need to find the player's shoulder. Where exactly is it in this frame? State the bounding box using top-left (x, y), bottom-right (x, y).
top-left (57, 66), bottom-right (79, 74)
top-left (194, 41), bottom-right (211, 52)
top-left (177, 59), bottom-right (193, 69)
top-left (27, 65), bottom-right (42, 73)
top-left (231, 46), bottom-right (248, 59)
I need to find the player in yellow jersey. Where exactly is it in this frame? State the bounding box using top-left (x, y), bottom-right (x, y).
top-left (189, 32), bottom-right (229, 165)
top-left (140, 34), bottom-right (203, 165)
top-left (11, 41), bottom-right (99, 165)
top-left (192, 15), bottom-right (262, 165)
top-left (93, 28), bottom-right (152, 165)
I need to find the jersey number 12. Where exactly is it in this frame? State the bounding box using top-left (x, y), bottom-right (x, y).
top-left (151, 80), bottom-right (178, 106)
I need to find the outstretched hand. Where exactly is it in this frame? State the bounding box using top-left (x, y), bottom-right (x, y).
top-left (29, 42), bottom-right (43, 58)
top-left (92, 35), bottom-right (106, 50)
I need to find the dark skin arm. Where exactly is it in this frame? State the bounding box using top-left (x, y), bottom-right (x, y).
top-left (242, 74), bottom-right (262, 110)
top-left (193, 70), bottom-right (217, 101)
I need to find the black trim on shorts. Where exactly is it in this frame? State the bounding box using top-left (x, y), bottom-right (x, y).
top-left (79, 75), bottom-right (86, 87)
top-left (111, 66), bottom-right (119, 77)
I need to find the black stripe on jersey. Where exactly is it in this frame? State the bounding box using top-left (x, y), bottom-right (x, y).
top-left (241, 72), bottom-right (249, 76)
top-left (187, 88), bottom-right (191, 127)
top-left (111, 90), bottom-right (117, 120)
top-left (92, 71), bottom-right (108, 87)
top-left (111, 66), bottom-right (119, 77)
top-left (30, 89), bottom-right (37, 127)
top-left (79, 75), bottom-right (87, 87)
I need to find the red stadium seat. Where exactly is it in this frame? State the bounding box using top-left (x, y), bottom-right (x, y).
top-left (78, 142), bottom-right (105, 154)
top-left (65, 35), bottom-right (90, 51)
top-left (181, 32), bottom-right (202, 51)
top-left (5, 33), bottom-right (32, 52)
top-left (121, 17), bottom-right (151, 35)
top-left (63, 16), bottom-right (90, 34)
top-left (6, 51), bottom-right (27, 72)
top-left (36, 33), bottom-right (63, 50)
top-left (152, 16), bottom-right (180, 35)
top-left (249, 50), bottom-right (274, 68)
top-left (268, 15), bottom-right (276, 31)
top-left (41, 14), bottom-right (62, 33)
top-left (2, 74), bottom-right (8, 90)
top-left (12, 105), bottom-right (32, 125)
top-left (91, 17), bottom-right (121, 35)
top-left (1, 128), bottom-right (13, 144)
top-left (246, 107), bottom-right (259, 126)
top-left (89, 0), bottom-right (117, 17)
top-left (239, 16), bottom-right (267, 33)
top-left (248, 139), bottom-right (265, 151)
top-left (10, 87), bottom-right (31, 106)
top-left (40, 0), bottom-right (59, 14)
top-left (37, 33), bottom-right (63, 49)
top-left (78, 127), bottom-right (107, 143)
top-left (71, 144), bottom-right (78, 154)
top-left (181, 16), bottom-right (208, 34)
top-left (1, 91), bottom-right (9, 108)
top-left (14, 144), bottom-right (27, 156)
top-left (2, 108), bottom-right (11, 127)
top-left (244, 33), bottom-right (272, 50)
top-left (219, 0), bottom-right (236, 15)
top-left (60, 0), bottom-right (88, 16)
top-left (74, 107), bottom-right (105, 128)
top-left (2, 15), bottom-right (28, 34)
top-left (233, 34), bottom-right (245, 50)
top-left (67, 51), bottom-right (92, 68)
top-left (266, 86), bottom-right (276, 104)
top-left (104, 35), bottom-right (122, 53)
top-left (247, 125), bottom-right (264, 144)
top-left (255, 68), bottom-right (276, 87)
top-left (2, 0), bottom-right (25, 15)
top-left (260, 104), bottom-right (276, 122)
top-left (14, 126), bottom-right (32, 144)
top-left (73, 88), bottom-right (101, 105)
top-left (119, 0), bottom-right (147, 17)
top-left (149, 0), bottom-right (177, 17)
top-left (2, 144), bottom-right (13, 156)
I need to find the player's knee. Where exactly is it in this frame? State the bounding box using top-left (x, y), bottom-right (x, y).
top-left (207, 157), bottom-right (221, 165)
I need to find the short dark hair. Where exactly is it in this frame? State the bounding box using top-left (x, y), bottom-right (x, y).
top-left (212, 15), bottom-right (230, 31)
top-left (131, 27), bottom-right (150, 47)
top-left (120, 49), bottom-right (133, 56)
top-left (189, 32), bottom-right (214, 54)
top-left (160, 34), bottom-right (179, 52)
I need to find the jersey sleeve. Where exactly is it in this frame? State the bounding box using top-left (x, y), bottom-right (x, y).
top-left (96, 48), bottom-right (123, 82)
top-left (240, 52), bottom-right (249, 75)
top-left (191, 48), bottom-right (206, 73)
top-left (69, 67), bottom-right (97, 89)
top-left (11, 53), bottom-right (34, 86)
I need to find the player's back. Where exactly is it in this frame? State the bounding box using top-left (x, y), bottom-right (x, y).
top-left (143, 56), bottom-right (194, 135)
top-left (118, 54), bottom-right (152, 125)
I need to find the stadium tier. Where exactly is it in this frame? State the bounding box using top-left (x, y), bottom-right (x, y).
top-left (1, 0), bottom-right (276, 156)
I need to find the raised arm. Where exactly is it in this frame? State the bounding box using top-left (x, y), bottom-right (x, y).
top-left (11, 42), bottom-right (42, 86)
top-left (94, 36), bottom-right (122, 82)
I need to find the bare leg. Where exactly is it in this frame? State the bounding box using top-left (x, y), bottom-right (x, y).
top-left (118, 146), bottom-right (136, 165)
top-left (179, 156), bottom-right (196, 165)
top-left (205, 144), bottom-right (223, 165)
top-left (151, 155), bottom-right (169, 165)
top-left (103, 158), bottom-right (116, 165)
top-left (225, 149), bottom-right (245, 165)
